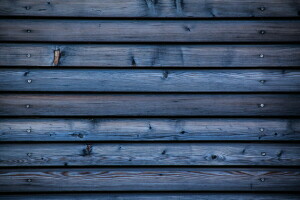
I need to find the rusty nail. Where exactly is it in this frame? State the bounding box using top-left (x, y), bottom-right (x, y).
top-left (53, 49), bottom-right (61, 66)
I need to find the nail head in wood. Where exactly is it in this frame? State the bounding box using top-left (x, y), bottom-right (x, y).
top-left (26, 54), bottom-right (31, 58)
top-left (260, 80), bottom-right (266, 84)
top-left (27, 179), bottom-right (32, 182)
top-left (259, 54), bottom-right (264, 58)
top-left (260, 128), bottom-right (264, 132)
top-left (260, 178), bottom-right (265, 182)
top-left (259, 104), bottom-right (265, 108)
top-left (261, 152), bottom-right (266, 156)
top-left (25, 104), bottom-right (30, 108)
top-left (27, 79), bottom-right (32, 83)
top-left (26, 30), bottom-right (31, 33)
top-left (26, 129), bottom-right (31, 133)
top-left (259, 7), bottom-right (266, 11)
top-left (259, 30), bottom-right (266, 35)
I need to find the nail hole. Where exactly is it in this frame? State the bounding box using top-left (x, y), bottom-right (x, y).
top-left (211, 155), bottom-right (217, 160)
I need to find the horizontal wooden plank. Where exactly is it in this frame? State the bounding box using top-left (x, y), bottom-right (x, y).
top-left (1, 143), bottom-right (299, 166)
top-left (1, 44), bottom-right (299, 67)
top-left (1, 69), bottom-right (300, 92)
top-left (1, 193), bottom-right (300, 200)
top-left (0, 20), bottom-right (299, 42)
top-left (0, 94), bottom-right (299, 116)
top-left (1, 0), bottom-right (299, 18)
top-left (0, 168), bottom-right (299, 192)
top-left (1, 118), bottom-right (299, 141)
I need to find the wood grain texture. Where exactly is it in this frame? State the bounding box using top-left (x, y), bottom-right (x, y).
top-left (1, 118), bottom-right (299, 141)
top-left (0, 0), bottom-right (299, 18)
top-left (1, 44), bottom-right (299, 67)
top-left (0, 168), bottom-right (299, 192)
top-left (0, 94), bottom-right (299, 116)
top-left (1, 69), bottom-right (300, 92)
top-left (1, 193), bottom-right (300, 200)
top-left (0, 20), bottom-right (299, 42)
top-left (1, 143), bottom-right (299, 166)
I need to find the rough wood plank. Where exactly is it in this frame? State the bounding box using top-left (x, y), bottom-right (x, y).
top-left (0, 0), bottom-right (299, 18)
top-left (1, 193), bottom-right (299, 200)
top-left (1, 118), bottom-right (299, 141)
top-left (1, 44), bottom-right (299, 67)
top-left (1, 143), bottom-right (299, 166)
top-left (0, 94), bottom-right (299, 116)
top-left (1, 69), bottom-right (300, 92)
top-left (0, 20), bottom-right (299, 42)
top-left (0, 168), bottom-right (299, 192)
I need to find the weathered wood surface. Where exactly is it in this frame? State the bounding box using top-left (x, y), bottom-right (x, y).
top-left (1, 143), bottom-right (299, 166)
top-left (1, 0), bottom-right (299, 18)
top-left (1, 69), bottom-right (300, 92)
top-left (1, 118), bottom-right (299, 141)
top-left (0, 94), bottom-right (299, 116)
top-left (0, 20), bottom-right (299, 42)
top-left (1, 44), bottom-right (299, 67)
top-left (0, 168), bottom-right (299, 192)
top-left (1, 193), bottom-right (300, 200)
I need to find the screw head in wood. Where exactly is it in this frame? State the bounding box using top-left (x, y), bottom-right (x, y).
top-left (27, 79), bottom-right (32, 83)
top-left (259, 54), bottom-right (264, 58)
top-left (261, 152), bottom-right (266, 156)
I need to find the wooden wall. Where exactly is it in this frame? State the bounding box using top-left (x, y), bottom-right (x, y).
top-left (0, 0), bottom-right (300, 199)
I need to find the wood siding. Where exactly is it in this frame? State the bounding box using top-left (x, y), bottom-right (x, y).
top-left (0, 0), bottom-right (299, 199)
